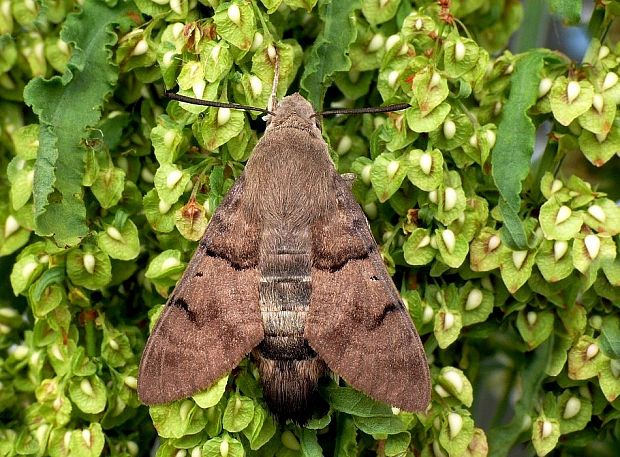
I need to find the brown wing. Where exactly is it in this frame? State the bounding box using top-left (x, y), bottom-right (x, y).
top-left (138, 176), bottom-right (264, 405)
top-left (306, 175), bottom-right (431, 412)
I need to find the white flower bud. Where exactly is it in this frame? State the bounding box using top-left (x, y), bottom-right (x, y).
top-left (385, 34), bottom-right (400, 51)
top-left (170, 0), bottom-right (182, 14)
top-left (465, 288), bottom-right (483, 311)
top-left (444, 187), bottom-right (457, 211)
top-left (488, 235), bottom-right (501, 252)
top-left (124, 376), bottom-right (138, 389)
top-left (361, 165), bottom-right (372, 185)
top-left (442, 370), bottom-right (463, 393)
top-left (443, 311), bottom-right (455, 330)
top-left (448, 412), bottom-right (463, 438)
top-left (22, 260), bottom-right (38, 281)
top-left (367, 34), bottom-right (385, 53)
top-left (219, 438), bottom-right (229, 457)
top-left (217, 107), bottom-right (231, 126)
top-left (192, 80), bottom-right (206, 99)
top-left (386, 160), bottom-right (400, 179)
top-left (166, 169), bottom-right (183, 189)
top-left (588, 204), bottom-right (606, 223)
top-left (267, 44), bottom-right (277, 62)
top-left (442, 229), bottom-right (456, 253)
top-left (598, 45), bottom-right (610, 60)
top-left (80, 378), bottom-right (95, 397)
top-left (388, 70), bottom-right (400, 88)
top-left (4, 215), bottom-right (20, 238)
top-left (485, 129), bottom-right (496, 148)
top-left (512, 250), bottom-right (528, 269)
top-left (553, 240), bottom-right (568, 261)
top-left (210, 43), bottom-right (221, 61)
top-left (584, 234), bottom-right (600, 259)
top-left (249, 75), bottom-right (263, 97)
top-left (454, 40), bottom-right (466, 62)
top-left (227, 3), bottom-right (241, 25)
top-left (337, 135), bottom-right (352, 155)
top-left (429, 72), bottom-right (441, 89)
top-left (555, 205), bottom-right (572, 225)
top-left (563, 396), bottom-right (581, 419)
top-left (429, 190), bottom-right (438, 204)
top-left (592, 94), bottom-right (604, 114)
top-left (106, 226), bottom-right (124, 242)
top-left (162, 257), bottom-right (181, 271)
top-left (131, 39), bottom-right (148, 56)
top-left (443, 119), bottom-right (456, 139)
top-left (250, 32), bottom-right (263, 51)
top-left (566, 81), bottom-right (581, 104)
top-left (586, 343), bottom-right (599, 360)
top-left (83, 253), bottom-right (96, 274)
top-left (422, 305), bottom-right (434, 323)
top-left (419, 152), bottom-right (433, 175)
top-left (603, 72), bottom-right (618, 91)
top-left (541, 420), bottom-right (553, 438)
top-left (537, 78), bottom-right (553, 98)
top-left (527, 311), bottom-right (537, 326)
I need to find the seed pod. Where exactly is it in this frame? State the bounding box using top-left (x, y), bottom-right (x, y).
top-left (82, 429), bottom-right (92, 446)
top-left (442, 229), bottom-right (456, 253)
top-left (585, 343), bottom-right (599, 360)
top-left (429, 190), bottom-right (438, 204)
top-left (388, 70), bottom-right (400, 88)
top-left (443, 119), bottom-right (456, 139)
top-left (192, 80), bottom-right (206, 99)
top-left (249, 75), bottom-right (263, 97)
top-left (465, 288), bottom-right (483, 311)
top-left (538, 78), bottom-right (553, 98)
top-left (598, 46), bottom-right (610, 60)
top-left (592, 94), bottom-right (604, 114)
top-left (587, 204), bottom-right (606, 223)
top-left (386, 160), bottom-right (400, 179)
top-left (422, 305), bottom-right (434, 323)
top-left (555, 205), bottom-right (572, 225)
top-left (553, 240), bottom-right (568, 261)
top-left (360, 164), bottom-right (372, 185)
top-left (443, 187), bottom-right (457, 211)
top-left (429, 72), bottom-right (441, 89)
top-left (603, 71), bottom-right (618, 91)
top-left (217, 107), bottom-right (231, 126)
top-left (566, 81), bottom-right (581, 104)
top-left (159, 199), bottom-right (172, 214)
top-left (419, 152), bottom-right (433, 175)
top-left (166, 169), bottom-right (183, 189)
top-left (106, 226), bottom-right (124, 242)
top-left (442, 370), bottom-right (463, 393)
top-left (541, 420), bottom-right (553, 438)
top-left (487, 235), bottom-right (501, 252)
top-left (512, 250), bottom-right (527, 269)
top-left (170, 0), bottom-right (182, 14)
top-left (385, 34), bottom-right (400, 51)
top-left (454, 40), bottom-right (466, 62)
top-left (4, 215), bottom-right (20, 238)
top-left (563, 396), bottom-right (581, 419)
top-left (80, 378), bottom-right (95, 397)
top-left (485, 130), bottom-right (496, 148)
top-left (267, 44), bottom-right (277, 62)
top-left (227, 4), bottom-right (241, 25)
top-left (131, 39), bottom-right (148, 57)
top-left (251, 32), bottom-right (264, 51)
top-left (584, 234), bottom-right (600, 259)
top-left (83, 253), bottom-right (96, 274)
top-left (527, 311), bottom-right (537, 326)
top-left (443, 311), bottom-right (455, 330)
top-left (550, 179), bottom-right (563, 194)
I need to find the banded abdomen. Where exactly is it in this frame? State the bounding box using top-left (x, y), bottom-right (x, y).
top-left (253, 226), bottom-right (326, 422)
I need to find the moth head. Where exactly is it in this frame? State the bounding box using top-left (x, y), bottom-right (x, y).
top-left (267, 93), bottom-right (321, 133)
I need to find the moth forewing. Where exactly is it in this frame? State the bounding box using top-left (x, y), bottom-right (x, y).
top-left (138, 93), bottom-right (431, 422)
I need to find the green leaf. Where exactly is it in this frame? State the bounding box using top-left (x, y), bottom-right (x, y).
top-left (321, 385), bottom-right (393, 417)
top-left (549, 77), bottom-right (594, 126)
top-left (568, 336), bottom-right (607, 380)
top-left (384, 432), bottom-right (411, 456)
top-left (361, 0), bottom-right (400, 25)
top-left (500, 249), bottom-right (536, 293)
top-left (531, 416), bottom-right (560, 456)
top-left (203, 435), bottom-right (244, 457)
top-left (154, 163), bottom-right (190, 206)
top-left (434, 308), bottom-right (463, 348)
top-left (66, 247), bottom-right (112, 290)
top-left (516, 309), bottom-right (554, 350)
top-left (438, 367), bottom-right (474, 407)
top-left (68, 375), bottom-right (107, 414)
top-left (222, 394), bottom-right (254, 432)
top-left (144, 249), bottom-right (185, 280)
top-left (370, 152), bottom-right (409, 203)
top-left (23, 0), bottom-right (134, 246)
top-left (438, 412), bottom-right (475, 456)
top-left (10, 254), bottom-right (45, 295)
top-left (535, 239), bottom-right (573, 283)
top-left (97, 219), bottom-right (140, 261)
top-left (405, 102), bottom-right (451, 133)
top-left (407, 149), bottom-right (443, 191)
top-left (242, 403), bottom-right (277, 450)
top-left (299, 428), bottom-right (323, 457)
top-left (90, 166), bottom-right (125, 209)
top-left (557, 391), bottom-right (592, 435)
top-left (143, 188), bottom-right (181, 233)
top-left (300, 0), bottom-right (361, 108)
top-left (578, 121), bottom-right (620, 167)
top-left (150, 399), bottom-right (207, 439)
top-left (492, 52), bottom-right (545, 250)
top-left (193, 375), bottom-right (229, 409)
top-left (548, 0), bottom-right (582, 24)
top-left (403, 228), bottom-right (436, 266)
top-left (69, 423), bottom-right (105, 457)
top-left (599, 316), bottom-right (620, 359)
top-left (352, 415), bottom-right (407, 436)
top-left (213, 1), bottom-right (256, 51)
top-left (538, 199), bottom-right (583, 240)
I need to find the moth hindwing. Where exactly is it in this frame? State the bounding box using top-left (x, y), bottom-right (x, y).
top-left (138, 93), bottom-right (431, 422)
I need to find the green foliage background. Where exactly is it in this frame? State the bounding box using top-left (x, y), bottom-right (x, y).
top-left (1, 0), bottom-right (620, 456)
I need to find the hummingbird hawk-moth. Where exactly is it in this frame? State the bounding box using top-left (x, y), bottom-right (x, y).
top-left (137, 91), bottom-right (431, 423)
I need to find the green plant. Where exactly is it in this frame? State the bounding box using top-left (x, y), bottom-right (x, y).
top-left (1, 0), bottom-right (619, 456)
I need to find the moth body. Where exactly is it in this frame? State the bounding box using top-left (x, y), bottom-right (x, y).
top-left (138, 93), bottom-right (431, 424)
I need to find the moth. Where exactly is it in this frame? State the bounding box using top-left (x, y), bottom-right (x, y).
top-left (138, 87), bottom-right (431, 423)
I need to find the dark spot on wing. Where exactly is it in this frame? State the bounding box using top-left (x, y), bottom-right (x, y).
top-left (172, 297), bottom-right (197, 323)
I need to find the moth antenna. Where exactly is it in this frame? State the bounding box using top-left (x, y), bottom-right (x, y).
top-left (314, 103), bottom-right (411, 117)
top-left (268, 47), bottom-right (280, 114)
top-left (165, 92), bottom-right (274, 116)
